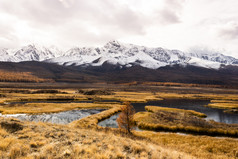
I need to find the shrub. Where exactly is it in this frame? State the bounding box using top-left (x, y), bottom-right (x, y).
top-left (117, 102), bottom-right (135, 134)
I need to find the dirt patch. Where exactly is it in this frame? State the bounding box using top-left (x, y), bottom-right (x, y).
top-left (0, 119), bottom-right (23, 133)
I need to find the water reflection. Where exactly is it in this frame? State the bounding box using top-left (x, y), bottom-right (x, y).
top-left (0, 109), bottom-right (105, 124)
top-left (132, 99), bottom-right (238, 124)
top-left (98, 113), bottom-right (119, 128)
top-left (98, 113), bottom-right (141, 131)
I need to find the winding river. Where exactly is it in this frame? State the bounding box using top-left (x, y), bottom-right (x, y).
top-left (1, 99), bottom-right (238, 126)
top-left (98, 99), bottom-right (238, 128)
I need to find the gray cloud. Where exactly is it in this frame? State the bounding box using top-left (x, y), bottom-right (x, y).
top-left (0, 0), bottom-right (147, 48)
top-left (0, 23), bottom-right (15, 40)
top-left (157, 0), bottom-right (185, 24)
top-left (158, 9), bottom-right (181, 24)
top-left (0, 0), bottom-right (85, 26)
top-left (0, 0), bottom-right (146, 32)
top-left (0, 0), bottom-right (238, 58)
top-left (164, 0), bottom-right (186, 11)
top-left (219, 24), bottom-right (238, 40)
top-left (0, 21), bottom-right (20, 48)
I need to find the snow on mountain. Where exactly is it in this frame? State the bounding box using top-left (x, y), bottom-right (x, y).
top-left (13, 44), bottom-right (57, 62)
top-left (0, 48), bottom-right (13, 61)
top-left (189, 52), bottom-right (238, 65)
top-left (0, 40), bottom-right (238, 69)
top-left (187, 57), bottom-right (221, 69)
top-left (51, 40), bottom-right (187, 69)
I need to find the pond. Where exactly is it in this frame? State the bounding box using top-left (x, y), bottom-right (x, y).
top-left (98, 99), bottom-right (238, 128)
top-left (0, 109), bottom-right (105, 124)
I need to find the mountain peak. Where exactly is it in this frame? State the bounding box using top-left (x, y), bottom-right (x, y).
top-left (104, 40), bottom-right (122, 49)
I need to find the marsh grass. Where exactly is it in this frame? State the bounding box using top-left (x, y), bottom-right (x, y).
top-left (0, 103), bottom-right (116, 114)
top-left (156, 92), bottom-right (238, 101)
top-left (145, 106), bottom-right (207, 117)
top-left (134, 106), bottom-right (238, 137)
top-left (207, 102), bottom-right (238, 109)
top-left (99, 91), bottom-right (163, 102)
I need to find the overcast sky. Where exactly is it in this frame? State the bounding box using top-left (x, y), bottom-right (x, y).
top-left (0, 0), bottom-right (238, 57)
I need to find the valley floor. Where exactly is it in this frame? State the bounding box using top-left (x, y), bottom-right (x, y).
top-left (0, 83), bottom-right (238, 158)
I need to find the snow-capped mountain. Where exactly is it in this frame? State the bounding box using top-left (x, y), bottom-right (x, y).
top-left (13, 44), bottom-right (58, 62)
top-left (0, 44), bottom-right (61, 62)
top-left (47, 40), bottom-right (238, 69)
top-left (1, 40), bottom-right (238, 69)
top-left (0, 48), bottom-right (12, 61)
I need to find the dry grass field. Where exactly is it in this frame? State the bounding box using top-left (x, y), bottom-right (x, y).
top-left (0, 70), bottom-right (53, 83)
top-left (0, 85), bottom-right (238, 158)
top-left (145, 106), bottom-right (207, 117)
top-left (0, 103), bottom-right (121, 115)
top-left (0, 118), bottom-right (193, 159)
top-left (134, 131), bottom-right (238, 159)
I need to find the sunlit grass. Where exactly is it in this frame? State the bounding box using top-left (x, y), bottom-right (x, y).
top-left (207, 102), bottom-right (238, 109)
top-left (145, 106), bottom-right (207, 117)
top-left (102, 91), bottom-right (163, 102)
top-left (1, 87), bottom-right (238, 158)
top-left (0, 118), bottom-right (191, 159)
top-left (0, 103), bottom-right (118, 114)
top-left (134, 131), bottom-right (238, 159)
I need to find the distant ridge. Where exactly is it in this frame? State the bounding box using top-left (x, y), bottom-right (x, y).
top-left (0, 61), bottom-right (238, 88)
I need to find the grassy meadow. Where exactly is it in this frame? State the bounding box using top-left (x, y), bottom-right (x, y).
top-left (1, 118), bottom-right (193, 159)
top-left (0, 85), bottom-right (238, 158)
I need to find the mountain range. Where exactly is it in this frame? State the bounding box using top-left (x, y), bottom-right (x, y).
top-left (0, 40), bottom-right (238, 86)
top-left (1, 40), bottom-right (238, 70)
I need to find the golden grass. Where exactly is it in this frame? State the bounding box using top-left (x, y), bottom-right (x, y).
top-left (135, 131), bottom-right (238, 159)
top-left (133, 106), bottom-right (238, 137)
top-left (2, 95), bottom-right (87, 103)
top-left (0, 126), bottom-right (8, 137)
top-left (0, 103), bottom-right (117, 114)
top-left (1, 88), bottom-right (238, 105)
top-left (156, 92), bottom-right (238, 101)
top-left (99, 91), bottom-right (163, 102)
top-left (0, 89), bottom-right (162, 105)
top-left (211, 100), bottom-right (238, 103)
top-left (141, 81), bottom-right (223, 88)
top-left (0, 70), bottom-right (53, 83)
top-left (1, 87), bottom-right (238, 158)
top-left (0, 137), bottom-right (16, 151)
top-left (145, 106), bottom-right (207, 117)
top-left (0, 118), bottom-right (193, 159)
top-left (207, 102), bottom-right (238, 109)
top-left (78, 90), bottom-right (238, 102)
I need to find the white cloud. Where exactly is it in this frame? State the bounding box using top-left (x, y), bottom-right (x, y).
top-left (0, 0), bottom-right (238, 57)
